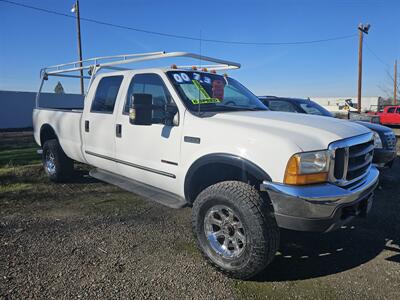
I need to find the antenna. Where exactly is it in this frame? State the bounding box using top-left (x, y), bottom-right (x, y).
top-left (198, 30), bottom-right (202, 115)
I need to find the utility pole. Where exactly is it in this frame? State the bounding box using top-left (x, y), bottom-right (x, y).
top-left (394, 59), bottom-right (397, 105)
top-left (357, 23), bottom-right (371, 113)
top-left (72, 1), bottom-right (84, 95)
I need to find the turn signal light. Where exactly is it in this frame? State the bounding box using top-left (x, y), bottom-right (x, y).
top-left (284, 155), bottom-right (328, 185)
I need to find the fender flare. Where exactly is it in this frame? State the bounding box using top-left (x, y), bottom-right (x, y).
top-left (184, 153), bottom-right (272, 201)
top-left (39, 124), bottom-right (58, 146)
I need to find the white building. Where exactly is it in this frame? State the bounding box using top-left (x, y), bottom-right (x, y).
top-left (310, 96), bottom-right (380, 112)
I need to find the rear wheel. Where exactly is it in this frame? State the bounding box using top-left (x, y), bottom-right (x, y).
top-left (42, 139), bottom-right (73, 182)
top-left (192, 181), bottom-right (279, 279)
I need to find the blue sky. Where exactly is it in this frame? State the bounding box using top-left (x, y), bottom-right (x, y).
top-left (0, 0), bottom-right (399, 97)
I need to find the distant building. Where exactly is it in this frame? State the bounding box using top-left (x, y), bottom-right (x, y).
top-left (310, 96), bottom-right (380, 112)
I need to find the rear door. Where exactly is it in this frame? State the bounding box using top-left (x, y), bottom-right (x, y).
top-left (82, 75), bottom-right (124, 172)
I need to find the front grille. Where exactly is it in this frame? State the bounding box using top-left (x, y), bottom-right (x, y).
top-left (384, 132), bottom-right (397, 150)
top-left (329, 133), bottom-right (374, 187)
top-left (346, 140), bottom-right (374, 180)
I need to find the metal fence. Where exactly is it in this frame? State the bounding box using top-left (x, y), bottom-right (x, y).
top-left (0, 90), bottom-right (84, 129)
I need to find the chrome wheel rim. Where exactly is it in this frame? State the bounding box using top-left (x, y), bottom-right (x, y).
top-left (45, 151), bottom-right (56, 175)
top-left (204, 205), bottom-right (246, 259)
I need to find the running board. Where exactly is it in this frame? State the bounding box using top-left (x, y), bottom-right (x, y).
top-left (89, 168), bottom-right (187, 209)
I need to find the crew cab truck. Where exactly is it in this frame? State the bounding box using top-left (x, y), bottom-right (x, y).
top-left (33, 52), bottom-right (379, 279)
top-left (368, 105), bottom-right (400, 126)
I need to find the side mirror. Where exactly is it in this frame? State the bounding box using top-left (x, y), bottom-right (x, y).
top-left (129, 93), bottom-right (153, 125)
top-left (165, 104), bottom-right (179, 126)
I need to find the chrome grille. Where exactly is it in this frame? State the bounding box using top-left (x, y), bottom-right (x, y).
top-left (346, 140), bottom-right (374, 181)
top-left (329, 133), bottom-right (374, 187)
top-left (384, 132), bottom-right (397, 150)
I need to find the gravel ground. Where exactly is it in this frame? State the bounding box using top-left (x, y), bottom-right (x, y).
top-left (0, 132), bottom-right (399, 299)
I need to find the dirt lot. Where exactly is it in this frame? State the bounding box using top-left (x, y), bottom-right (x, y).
top-left (1, 132), bottom-right (399, 299)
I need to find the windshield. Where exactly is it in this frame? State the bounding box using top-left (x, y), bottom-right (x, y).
top-left (298, 100), bottom-right (333, 117)
top-left (166, 71), bottom-right (268, 113)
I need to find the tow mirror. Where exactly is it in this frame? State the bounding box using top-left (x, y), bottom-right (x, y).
top-left (129, 93), bottom-right (153, 126)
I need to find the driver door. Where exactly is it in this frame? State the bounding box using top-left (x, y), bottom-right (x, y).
top-left (114, 73), bottom-right (183, 194)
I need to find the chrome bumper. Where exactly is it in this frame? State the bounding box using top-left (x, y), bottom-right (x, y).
top-left (260, 166), bottom-right (379, 232)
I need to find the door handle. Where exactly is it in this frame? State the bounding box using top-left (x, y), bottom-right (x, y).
top-left (116, 124), bottom-right (122, 138)
top-left (85, 120), bottom-right (89, 132)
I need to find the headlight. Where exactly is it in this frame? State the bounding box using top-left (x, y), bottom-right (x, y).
top-left (284, 150), bottom-right (330, 185)
top-left (373, 131), bottom-right (383, 149)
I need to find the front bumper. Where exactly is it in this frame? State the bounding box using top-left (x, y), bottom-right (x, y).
top-left (260, 166), bottom-right (379, 233)
top-left (373, 148), bottom-right (397, 168)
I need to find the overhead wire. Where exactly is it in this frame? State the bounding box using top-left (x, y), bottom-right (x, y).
top-left (0, 0), bottom-right (357, 46)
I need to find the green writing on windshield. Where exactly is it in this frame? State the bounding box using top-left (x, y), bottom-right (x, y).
top-left (191, 98), bottom-right (221, 105)
top-left (192, 80), bottom-right (210, 98)
top-left (191, 80), bottom-right (220, 104)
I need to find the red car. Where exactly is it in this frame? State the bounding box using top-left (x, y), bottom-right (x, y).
top-left (369, 106), bottom-right (400, 126)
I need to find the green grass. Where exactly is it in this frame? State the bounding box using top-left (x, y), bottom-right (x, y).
top-left (0, 147), bottom-right (40, 167)
top-left (0, 132), bottom-right (149, 219)
top-left (0, 182), bottom-right (33, 193)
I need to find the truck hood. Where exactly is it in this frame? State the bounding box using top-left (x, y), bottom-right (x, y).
top-left (207, 110), bottom-right (371, 151)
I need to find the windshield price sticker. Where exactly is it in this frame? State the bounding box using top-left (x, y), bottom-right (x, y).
top-left (204, 77), bottom-right (211, 84)
top-left (190, 80), bottom-right (221, 104)
top-left (173, 73), bottom-right (183, 82)
top-left (181, 73), bottom-right (190, 82)
top-left (172, 72), bottom-right (212, 85)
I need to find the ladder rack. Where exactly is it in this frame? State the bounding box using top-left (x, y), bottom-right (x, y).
top-left (36, 51), bottom-right (241, 108)
top-left (41, 51), bottom-right (241, 78)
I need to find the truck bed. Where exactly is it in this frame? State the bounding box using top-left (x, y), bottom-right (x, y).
top-left (33, 108), bottom-right (86, 163)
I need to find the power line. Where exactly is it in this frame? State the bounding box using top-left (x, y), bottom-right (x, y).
top-left (365, 42), bottom-right (399, 90)
top-left (0, 0), bottom-right (357, 46)
top-left (364, 42), bottom-right (390, 69)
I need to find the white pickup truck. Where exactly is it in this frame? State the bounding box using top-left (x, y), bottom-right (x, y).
top-left (33, 52), bottom-right (379, 279)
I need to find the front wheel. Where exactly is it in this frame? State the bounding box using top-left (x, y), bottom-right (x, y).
top-left (192, 181), bottom-right (280, 279)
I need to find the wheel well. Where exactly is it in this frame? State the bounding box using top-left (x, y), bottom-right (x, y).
top-left (184, 155), bottom-right (271, 204)
top-left (40, 124), bottom-right (57, 146)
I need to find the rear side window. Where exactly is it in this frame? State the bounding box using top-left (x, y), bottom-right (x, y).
top-left (268, 100), bottom-right (298, 112)
top-left (91, 76), bottom-right (123, 113)
top-left (396, 107), bottom-right (400, 114)
top-left (387, 107), bottom-right (395, 113)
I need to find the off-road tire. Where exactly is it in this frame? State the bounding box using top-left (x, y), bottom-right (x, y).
top-left (42, 139), bottom-right (73, 182)
top-left (192, 181), bottom-right (279, 280)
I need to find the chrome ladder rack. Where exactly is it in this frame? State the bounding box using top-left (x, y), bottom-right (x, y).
top-left (36, 51), bottom-right (241, 108)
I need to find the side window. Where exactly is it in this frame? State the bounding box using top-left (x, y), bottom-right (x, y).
top-left (124, 74), bottom-right (172, 122)
top-left (387, 107), bottom-right (395, 113)
top-left (396, 107), bottom-right (400, 114)
top-left (268, 100), bottom-right (298, 112)
top-left (91, 76), bottom-right (123, 113)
